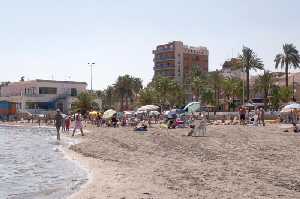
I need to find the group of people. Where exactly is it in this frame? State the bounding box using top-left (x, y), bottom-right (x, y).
top-left (239, 106), bottom-right (265, 126)
top-left (54, 109), bottom-right (84, 141)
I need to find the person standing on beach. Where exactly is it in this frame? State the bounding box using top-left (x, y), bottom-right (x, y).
top-left (260, 108), bottom-right (265, 126)
top-left (72, 110), bottom-right (84, 137)
top-left (54, 109), bottom-right (63, 141)
top-left (65, 115), bottom-right (71, 132)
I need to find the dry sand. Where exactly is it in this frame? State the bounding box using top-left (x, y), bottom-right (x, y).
top-left (68, 124), bottom-right (300, 199)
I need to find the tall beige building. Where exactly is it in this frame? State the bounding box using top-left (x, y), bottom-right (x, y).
top-left (153, 41), bottom-right (209, 101)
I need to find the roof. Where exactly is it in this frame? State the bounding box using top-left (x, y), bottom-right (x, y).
top-left (3, 79), bottom-right (87, 86)
top-left (35, 79), bottom-right (87, 85)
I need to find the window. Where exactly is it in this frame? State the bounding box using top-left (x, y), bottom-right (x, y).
top-left (39, 87), bottom-right (57, 94)
top-left (71, 88), bottom-right (77, 96)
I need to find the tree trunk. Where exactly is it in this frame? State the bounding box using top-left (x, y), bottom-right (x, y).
top-left (285, 63), bottom-right (289, 87)
top-left (120, 95), bottom-right (124, 111)
top-left (264, 89), bottom-right (268, 109)
top-left (246, 68), bottom-right (250, 102)
top-left (125, 96), bottom-right (128, 110)
top-left (217, 88), bottom-right (220, 110)
top-left (214, 85), bottom-right (217, 106)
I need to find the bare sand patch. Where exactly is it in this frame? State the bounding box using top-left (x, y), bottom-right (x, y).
top-left (69, 125), bottom-right (300, 199)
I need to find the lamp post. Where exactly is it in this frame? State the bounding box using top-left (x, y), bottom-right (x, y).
top-left (293, 75), bottom-right (296, 101)
top-left (88, 63), bottom-right (95, 92)
top-left (242, 66), bottom-right (245, 105)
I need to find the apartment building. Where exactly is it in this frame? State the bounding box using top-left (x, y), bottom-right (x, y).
top-left (153, 41), bottom-right (209, 101)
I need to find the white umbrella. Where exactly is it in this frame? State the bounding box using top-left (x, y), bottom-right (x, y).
top-left (124, 111), bottom-right (134, 116)
top-left (281, 103), bottom-right (300, 113)
top-left (149, 110), bottom-right (160, 116)
top-left (103, 109), bottom-right (117, 119)
top-left (283, 103), bottom-right (300, 109)
top-left (137, 105), bottom-right (159, 112)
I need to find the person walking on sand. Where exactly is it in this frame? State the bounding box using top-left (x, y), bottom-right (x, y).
top-left (260, 108), bottom-right (265, 126)
top-left (72, 111), bottom-right (84, 137)
top-left (54, 109), bottom-right (63, 141)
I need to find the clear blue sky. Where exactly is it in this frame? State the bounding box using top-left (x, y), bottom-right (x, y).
top-left (1, 0), bottom-right (299, 89)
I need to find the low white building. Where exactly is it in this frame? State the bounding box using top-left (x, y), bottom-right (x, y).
top-left (0, 79), bottom-right (87, 114)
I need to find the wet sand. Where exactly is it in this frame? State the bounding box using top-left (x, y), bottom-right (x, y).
top-left (65, 125), bottom-right (300, 198)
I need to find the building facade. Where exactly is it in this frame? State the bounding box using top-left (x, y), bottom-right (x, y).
top-left (153, 41), bottom-right (209, 101)
top-left (0, 79), bottom-right (87, 114)
top-left (221, 58), bottom-right (244, 80)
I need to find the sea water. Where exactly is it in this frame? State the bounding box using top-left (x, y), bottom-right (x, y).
top-left (0, 125), bottom-right (87, 199)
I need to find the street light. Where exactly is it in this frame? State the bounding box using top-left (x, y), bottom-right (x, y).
top-left (242, 66), bottom-right (245, 105)
top-left (88, 63), bottom-right (95, 92)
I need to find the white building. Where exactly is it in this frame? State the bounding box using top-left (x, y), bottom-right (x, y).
top-left (0, 79), bottom-right (87, 114)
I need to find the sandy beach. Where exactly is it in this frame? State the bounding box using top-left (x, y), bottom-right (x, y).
top-left (66, 124), bottom-right (300, 199)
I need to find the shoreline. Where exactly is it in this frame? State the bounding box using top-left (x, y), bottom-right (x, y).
top-left (61, 146), bottom-right (94, 199)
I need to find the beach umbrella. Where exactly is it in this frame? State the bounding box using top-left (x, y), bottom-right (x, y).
top-left (283, 103), bottom-right (300, 109)
top-left (243, 102), bottom-right (255, 107)
top-left (103, 109), bottom-right (117, 119)
top-left (124, 111), bottom-right (134, 116)
top-left (137, 105), bottom-right (160, 112)
top-left (281, 103), bottom-right (300, 113)
top-left (149, 110), bottom-right (160, 116)
top-left (89, 111), bottom-right (99, 116)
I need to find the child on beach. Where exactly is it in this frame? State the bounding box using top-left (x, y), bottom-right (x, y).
top-left (72, 111), bottom-right (84, 137)
top-left (65, 116), bottom-right (71, 132)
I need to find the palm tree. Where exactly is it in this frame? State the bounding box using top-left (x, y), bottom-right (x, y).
top-left (275, 43), bottom-right (300, 87)
top-left (138, 86), bottom-right (158, 106)
top-left (254, 71), bottom-right (274, 108)
top-left (114, 75), bottom-right (143, 111)
top-left (208, 71), bottom-right (223, 107)
top-left (201, 88), bottom-right (214, 105)
top-left (239, 46), bottom-right (264, 101)
top-left (153, 76), bottom-right (185, 110)
top-left (167, 81), bottom-right (185, 108)
top-left (153, 76), bottom-right (171, 109)
top-left (191, 76), bottom-right (207, 102)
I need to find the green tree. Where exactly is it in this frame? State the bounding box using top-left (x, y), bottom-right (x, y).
top-left (201, 88), bottom-right (214, 105)
top-left (208, 71), bottom-right (223, 106)
top-left (167, 82), bottom-right (185, 108)
top-left (72, 92), bottom-right (95, 114)
top-left (153, 76), bottom-right (185, 110)
top-left (191, 76), bottom-right (207, 101)
top-left (270, 85), bottom-right (281, 110)
top-left (239, 46), bottom-right (264, 101)
top-left (221, 78), bottom-right (243, 111)
top-left (114, 75), bottom-right (143, 111)
top-left (138, 86), bottom-right (159, 106)
top-left (275, 43), bottom-right (300, 87)
top-left (279, 86), bottom-right (293, 103)
top-left (254, 71), bottom-right (274, 108)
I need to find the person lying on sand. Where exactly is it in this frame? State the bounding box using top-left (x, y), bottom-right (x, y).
top-left (134, 122), bottom-right (148, 131)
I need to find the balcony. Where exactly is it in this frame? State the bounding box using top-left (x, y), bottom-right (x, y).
top-left (153, 65), bottom-right (175, 70)
top-left (153, 47), bottom-right (175, 53)
top-left (154, 57), bottom-right (175, 62)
